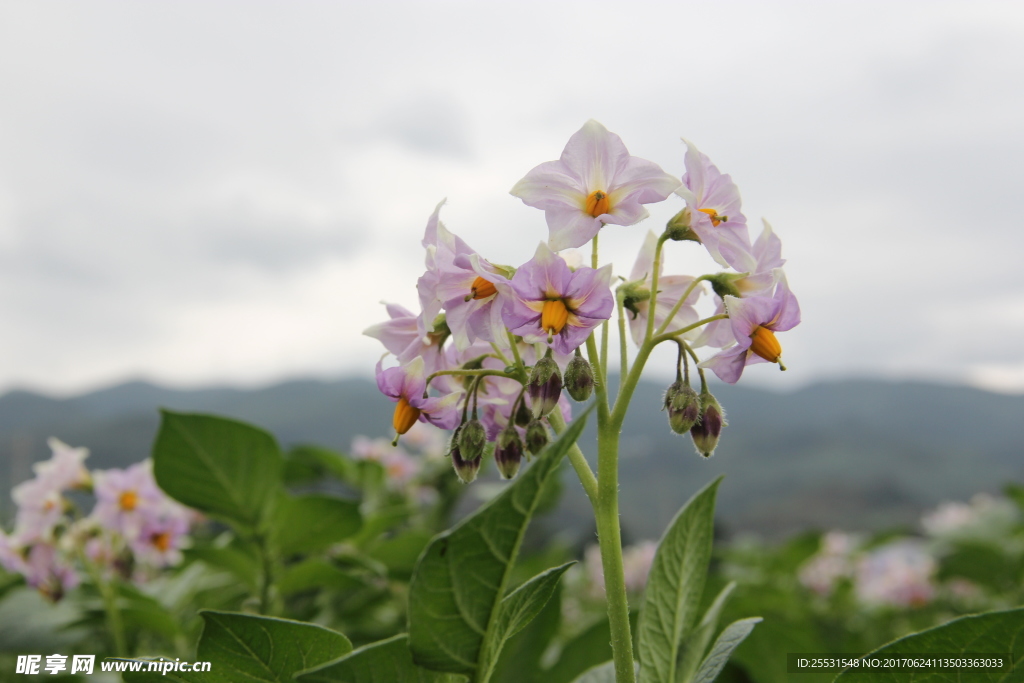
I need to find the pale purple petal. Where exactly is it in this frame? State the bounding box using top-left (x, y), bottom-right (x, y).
top-left (558, 119), bottom-right (626, 193)
top-left (700, 344), bottom-right (750, 384)
top-left (752, 219), bottom-right (785, 271)
top-left (629, 231), bottom-right (659, 282)
top-left (724, 295), bottom-right (772, 346)
top-left (766, 271), bottom-right (801, 332)
top-left (375, 359), bottom-right (405, 402)
top-left (602, 202), bottom-right (649, 229)
top-left (415, 392), bottom-right (461, 430)
top-left (511, 242), bottom-right (573, 301)
top-left (565, 264), bottom-right (614, 320)
top-left (546, 206), bottom-right (603, 251)
top-left (420, 199), bottom-right (446, 249)
top-left (553, 324), bottom-right (593, 355)
top-left (510, 160), bottom-right (585, 211)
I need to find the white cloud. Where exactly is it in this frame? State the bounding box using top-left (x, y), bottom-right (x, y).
top-left (2, 0), bottom-right (1024, 394)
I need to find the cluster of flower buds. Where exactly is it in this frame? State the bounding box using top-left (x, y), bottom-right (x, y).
top-left (0, 440), bottom-right (196, 600)
top-left (365, 120), bottom-right (799, 480)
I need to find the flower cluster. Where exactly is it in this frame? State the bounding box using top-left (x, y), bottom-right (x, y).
top-left (798, 533), bottom-right (937, 608)
top-left (0, 439), bottom-right (195, 600)
top-left (365, 120), bottom-right (800, 476)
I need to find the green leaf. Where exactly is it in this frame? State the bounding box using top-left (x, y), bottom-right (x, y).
top-left (296, 634), bottom-right (463, 682)
top-left (153, 411), bottom-right (284, 531)
top-left (637, 476), bottom-right (723, 683)
top-left (272, 493), bottom-right (362, 556)
top-left (478, 562), bottom-right (574, 680)
top-left (407, 408), bottom-right (591, 678)
top-left (832, 608), bottom-right (1024, 683)
top-left (196, 610), bottom-right (352, 682)
top-left (278, 558), bottom-right (367, 596)
top-left (491, 581), bottom-right (563, 683)
top-left (185, 539), bottom-right (261, 591)
top-left (691, 618), bottom-right (761, 683)
top-left (366, 529), bottom-right (434, 578)
top-left (677, 582), bottom-right (736, 683)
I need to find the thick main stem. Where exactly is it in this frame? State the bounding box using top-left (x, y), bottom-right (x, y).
top-left (596, 421), bottom-right (635, 683)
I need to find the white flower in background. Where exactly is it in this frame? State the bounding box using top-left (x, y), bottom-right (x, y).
top-left (921, 493), bottom-right (1019, 540)
top-left (855, 540), bottom-right (936, 608)
top-left (798, 531), bottom-right (860, 597)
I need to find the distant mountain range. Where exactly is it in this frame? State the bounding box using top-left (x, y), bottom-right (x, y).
top-left (2, 377), bottom-right (1022, 541)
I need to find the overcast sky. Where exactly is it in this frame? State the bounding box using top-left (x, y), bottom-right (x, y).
top-left (1, 1), bottom-right (1023, 397)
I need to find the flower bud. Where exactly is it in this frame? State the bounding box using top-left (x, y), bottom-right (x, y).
top-left (690, 392), bottom-right (726, 458)
top-left (665, 207), bottom-right (702, 242)
top-left (458, 418), bottom-right (487, 461)
top-left (664, 381), bottom-right (701, 434)
top-left (529, 355), bottom-right (562, 418)
top-left (514, 399), bottom-right (532, 427)
top-left (707, 272), bottom-right (746, 299)
top-left (451, 443), bottom-right (480, 483)
top-left (618, 280), bottom-right (650, 321)
top-left (494, 427), bottom-right (524, 479)
top-left (525, 419), bottom-right (549, 454)
top-left (564, 352), bottom-right (594, 402)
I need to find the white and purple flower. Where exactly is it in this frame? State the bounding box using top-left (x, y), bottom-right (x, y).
top-left (700, 274), bottom-right (801, 384)
top-left (675, 139), bottom-right (751, 267)
top-left (511, 120), bottom-right (680, 251)
top-left (502, 242), bottom-right (614, 355)
top-left (375, 356), bottom-right (461, 437)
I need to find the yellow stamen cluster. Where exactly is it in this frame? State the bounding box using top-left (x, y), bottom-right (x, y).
top-left (750, 325), bottom-right (786, 370)
top-left (585, 190), bottom-right (611, 218)
top-left (469, 276), bottom-right (497, 300)
top-left (541, 299), bottom-right (570, 335)
top-left (119, 490), bottom-right (139, 511)
top-left (392, 397), bottom-right (422, 435)
top-left (699, 207), bottom-right (725, 226)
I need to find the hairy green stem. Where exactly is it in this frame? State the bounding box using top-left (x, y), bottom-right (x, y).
top-left (617, 292), bottom-right (630, 377)
top-left (596, 421), bottom-right (635, 683)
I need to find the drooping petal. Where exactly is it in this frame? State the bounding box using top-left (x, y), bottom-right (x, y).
top-left (413, 392), bottom-right (462, 430)
top-left (723, 294), bottom-right (774, 347)
top-left (699, 344), bottom-right (750, 384)
top-left (629, 231), bottom-right (660, 282)
top-left (765, 271), bottom-right (801, 332)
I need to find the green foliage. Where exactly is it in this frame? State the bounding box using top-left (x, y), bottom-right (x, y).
top-left (196, 611), bottom-right (352, 682)
top-left (833, 608), bottom-right (1024, 682)
top-left (638, 476), bottom-right (738, 683)
top-left (296, 635), bottom-right (463, 683)
top-left (271, 493), bottom-right (362, 556)
top-left (690, 617), bottom-right (761, 683)
top-left (153, 411), bottom-right (284, 531)
top-left (407, 409), bottom-right (590, 680)
top-left (479, 561), bottom-right (575, 678)
top-left (121, 611), bottom-right (353, 682)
